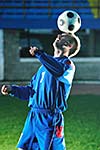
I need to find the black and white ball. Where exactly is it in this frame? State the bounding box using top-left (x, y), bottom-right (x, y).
top-left (57, 10), bottom-right (81, 33)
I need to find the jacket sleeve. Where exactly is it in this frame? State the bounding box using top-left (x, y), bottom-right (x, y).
top-left (10, 85), bottom-right (34, 100)
top-left (35, 50), bottom-right (64, 77)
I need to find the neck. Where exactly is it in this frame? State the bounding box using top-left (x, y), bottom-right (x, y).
top-left (54, 48), bottom-right (70, 57)
top-left (63, 50), bottom-right (69, 57)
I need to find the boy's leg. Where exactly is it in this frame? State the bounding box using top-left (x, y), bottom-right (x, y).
top-left (35, 112), bottom-right (65, 150)
top-left (17, 110), bottom-right (36, 149)
top-left (36, 127), bottom-right (54, 150)
top-left (51, 131), bottom-right (66, 150)
top-left (51, 113), bottom-right (66, 150)
top-left (34, 112), bottom-right (54, 150)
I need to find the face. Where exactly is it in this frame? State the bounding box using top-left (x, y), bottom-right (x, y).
top-left (54, 33), bottom-right (72, 57)
top-left (56, 34), bottom-right (71, 49)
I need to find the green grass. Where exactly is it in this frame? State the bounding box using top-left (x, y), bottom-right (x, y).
top-left (0, 95), bottom-right (100, 150)
top-left (64, 95), bottom-right (100, 150)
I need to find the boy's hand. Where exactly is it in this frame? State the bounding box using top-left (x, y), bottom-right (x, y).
top-left (29, 46), bottom-right (38, 56)
top-left (1, 85), bottom-right (12, 95)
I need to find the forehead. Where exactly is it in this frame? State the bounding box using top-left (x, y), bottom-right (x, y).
top-left (59, 34), bottom-right (72, 43)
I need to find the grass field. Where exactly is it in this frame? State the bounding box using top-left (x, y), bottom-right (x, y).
top-left (0, 94), bottom-right (100, 150)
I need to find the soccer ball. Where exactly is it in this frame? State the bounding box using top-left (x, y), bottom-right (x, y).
top-left (57, 10), bottom-right (81, 33)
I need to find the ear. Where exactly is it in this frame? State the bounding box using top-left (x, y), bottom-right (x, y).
top-left (68, 44), bottom-right (73, 49)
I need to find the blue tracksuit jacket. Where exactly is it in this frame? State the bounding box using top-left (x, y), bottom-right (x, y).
top-left (10, 50), bottom-right (75, 112)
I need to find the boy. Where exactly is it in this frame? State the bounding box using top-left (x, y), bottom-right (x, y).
top-left (1, 33), bottom-right (80, 150)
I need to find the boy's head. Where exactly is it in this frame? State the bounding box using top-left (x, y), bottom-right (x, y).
top-left (55, 33), bottom-right (81, 57)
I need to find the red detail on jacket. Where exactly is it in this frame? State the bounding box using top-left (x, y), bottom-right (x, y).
top-left (66, 60), bottom-right (71, 65)
top-left (56, 126), bottom-right (63, 138)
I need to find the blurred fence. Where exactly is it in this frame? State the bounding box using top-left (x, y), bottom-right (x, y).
top-left (0, 0), bottom-right (94, 18)
top-left (0, 0), bottom-right (100, 29)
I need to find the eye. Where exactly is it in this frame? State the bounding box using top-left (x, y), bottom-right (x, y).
top-left (64, 42), bottom-right (68, 46)
top-left (64, 41), bottom-right (71, 47)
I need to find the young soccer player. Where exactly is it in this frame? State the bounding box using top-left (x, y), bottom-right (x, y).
top-left (1, 33), bottom-right (80, 150)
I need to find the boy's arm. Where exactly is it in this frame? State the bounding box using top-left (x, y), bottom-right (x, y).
top-left (29, 47), bottom-right (65, 77)
top-left (36, 51), bottom-right (64, 77)
top-left (1, 84), bottom-right (34, 100)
